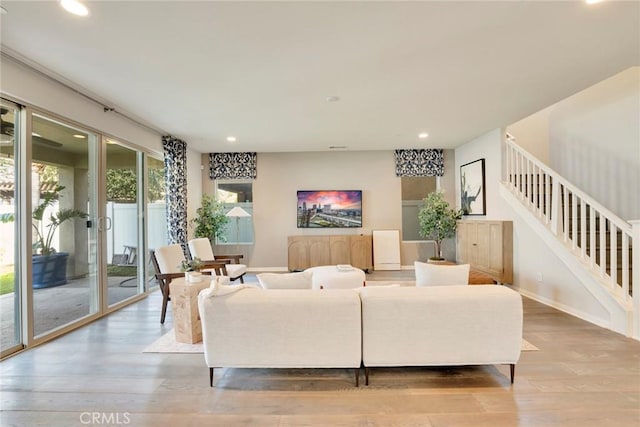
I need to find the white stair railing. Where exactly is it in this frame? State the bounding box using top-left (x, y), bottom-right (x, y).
top-left (505, 140), bottom-right (634, 303)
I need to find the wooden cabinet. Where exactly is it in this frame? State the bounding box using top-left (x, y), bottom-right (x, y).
top-left (456, 220), bottom-right (513, 284)
top-left (349, 235), bottom-right (373, 271)
top-left (288, 235), bottom-right (372, 272)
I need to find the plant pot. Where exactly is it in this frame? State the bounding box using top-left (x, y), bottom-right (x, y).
top-left (32, 252), bottom-right (69, 289)
top-left (185, 271), bottom-right (203, 283)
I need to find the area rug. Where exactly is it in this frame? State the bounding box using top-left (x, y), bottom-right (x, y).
top-left (143, 330), bottom-right (203, 353)
top-left (143, 330), bottom-right (539, 353)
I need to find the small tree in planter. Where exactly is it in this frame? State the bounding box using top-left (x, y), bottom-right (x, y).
top-left (190, 195), bottom-right (229, 245)
top-left (418, 190), bottom-right (463, 261)
top-left (0, 185), bottom-right (88, 287)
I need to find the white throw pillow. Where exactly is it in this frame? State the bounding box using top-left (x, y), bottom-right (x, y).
top-left (257, 271), bottom-right (313, 289)
top-left (414, 261), bottom-right (470, 286)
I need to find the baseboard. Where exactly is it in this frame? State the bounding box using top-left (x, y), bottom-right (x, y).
top-left (515, 287), bottom-right (613, 332)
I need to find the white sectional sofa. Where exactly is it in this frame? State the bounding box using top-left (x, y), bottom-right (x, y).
top-left (198, 283), bottom-right (523, 387)
top-left (198, 287), bottom-right (363, 386)
top-left (359, 285), bottom-right (523, 384)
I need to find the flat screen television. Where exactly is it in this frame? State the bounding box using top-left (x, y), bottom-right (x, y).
top-left (297, 190), bottom-right (362, 228)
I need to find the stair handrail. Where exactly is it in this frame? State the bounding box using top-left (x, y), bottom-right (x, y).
top-left (506, 140), bottom-right (632, 235)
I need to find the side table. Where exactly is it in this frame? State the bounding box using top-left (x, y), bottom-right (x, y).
top-left (170, 277), bottom-right (210, 344)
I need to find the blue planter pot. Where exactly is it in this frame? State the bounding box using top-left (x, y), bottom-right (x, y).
top-left (32, 252), bottom-right (69, 289)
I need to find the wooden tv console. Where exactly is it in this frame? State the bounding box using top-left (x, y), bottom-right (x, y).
top-left (287, 235), bottom-right (373, 272)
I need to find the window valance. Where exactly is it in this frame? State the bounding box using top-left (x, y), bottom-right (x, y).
top-left (209, 152), bottom-right (257, 180)
top-left (394, 149), bottom-right (444, 177)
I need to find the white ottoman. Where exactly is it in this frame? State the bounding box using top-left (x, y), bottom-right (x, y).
top-left (305, 265), bottom-right (366, 290)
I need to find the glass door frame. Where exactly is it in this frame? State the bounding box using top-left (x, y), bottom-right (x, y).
top-left (0, 99), bottom-right (28, 357)
top-left (1, 96), bottom-right (159, 357)
top-left (100, 139), bottom-right (150, 312)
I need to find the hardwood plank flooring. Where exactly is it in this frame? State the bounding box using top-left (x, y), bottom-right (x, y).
top-left (1, 274), bottom-right (639, 426)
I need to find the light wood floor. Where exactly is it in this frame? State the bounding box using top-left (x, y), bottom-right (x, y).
top-left (1, 274), bottom-right (639, 426)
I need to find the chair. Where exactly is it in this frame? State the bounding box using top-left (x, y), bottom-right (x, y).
top-left (188, 238), bottom-right (247, 284)
top-left (151, 244), bottom-right (229, 324)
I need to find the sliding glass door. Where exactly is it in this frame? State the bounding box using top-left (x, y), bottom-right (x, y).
top-left (105, 139), bottom-right (145, 306)
top-left (0, 99), bottom-right (164, 356)
top-left (146, 156), bottom-right (167, 289)
top-left (31, 114), bottom-right (99, 337)
top-left (0, 100), bottom-right (21, 356)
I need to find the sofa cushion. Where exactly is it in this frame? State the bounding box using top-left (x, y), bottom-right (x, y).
top-left (257, 271), bottom-right (313, 289)
top-left (415, 261), bottom-right (470, 286)
top-left (359, 285), bottom-right (523, 366)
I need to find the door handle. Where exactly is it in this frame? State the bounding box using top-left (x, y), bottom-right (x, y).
top-left (97, 217), bottom-right (113, 232)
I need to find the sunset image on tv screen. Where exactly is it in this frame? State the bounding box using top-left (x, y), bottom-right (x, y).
top-left (297, 190), bottom-right (362, 228)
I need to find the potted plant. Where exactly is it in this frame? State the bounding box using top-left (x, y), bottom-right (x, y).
top-left (180, 257), bottom-right (204, 283)
top-left (190, 194), bottom-right (229, 245)
top-left (418, 190), bottom-right (463, 261)
top-left (0, 185), bottom-right (88, 288)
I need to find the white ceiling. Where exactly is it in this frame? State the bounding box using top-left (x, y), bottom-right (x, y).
top-left (1, 1), bottom-right (638, 153)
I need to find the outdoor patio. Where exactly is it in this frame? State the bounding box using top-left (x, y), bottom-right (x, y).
top-left (0, 274), bottom-right (150, 350)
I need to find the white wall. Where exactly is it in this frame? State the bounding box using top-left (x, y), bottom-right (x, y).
top-left (1, 55), bottom-right (162, 154)
top-left (507, 105), bottom-right (552, 164)
top-left (455, 129), bottom-right (610, 328)
top-left (250, 151), bottom-right (401, 269)
top-left (454, 129), bottom-right (510, 219)
top-left (507, 67), bottom-right (640, 221)
top-left (202, 150), bottom-right (459, 269)
top-left (549, 67), bottom-right (640, 221)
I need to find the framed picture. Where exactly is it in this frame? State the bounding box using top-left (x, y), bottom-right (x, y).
top-left (460, 159), bottom-right (486, 215)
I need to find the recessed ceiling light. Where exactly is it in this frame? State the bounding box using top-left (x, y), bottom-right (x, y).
top-left (60, 0), bottom-right (89, 17)
top-left (418, 132), bottom-right (429, 139)
top-left (73, 134), bottom-right (86, 139)
top-left (585, 0), bottom-right (603, 4)
top-left (326, 96), bottom-right (340, 102)
top-left (226, 136), bottom-right (237, 142)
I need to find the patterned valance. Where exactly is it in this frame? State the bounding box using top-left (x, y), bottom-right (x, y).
top-left (209, 152), bottom-right (257, 180)
top-left (162, 136), bottom-right (188, 250)
top-left (394, 149), bottom-right (444, 177)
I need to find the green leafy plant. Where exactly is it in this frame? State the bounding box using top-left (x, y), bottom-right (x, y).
top-left (418, 190), bottom-right (463, 260)
top-left (0, 185), bottom-right (88, 256)
top-left (180, 257), bottom-right (203, 272)
top-left (190, 194), bottom-right (229, 244)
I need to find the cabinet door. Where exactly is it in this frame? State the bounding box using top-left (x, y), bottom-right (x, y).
top-left (465, 222), bottom-right (480, 266)
top-left (308, 237), bottom-right (331, 267)
top-left (475, 222), bottom-right (491, 269)
top-left (288, 237), bottom-right (309, 271)
top-left (486, 222), bottom-right (504, 276)
top-left (456, 221), bottom-right (468, 263)
top-left (330, 236), bottom-right (350, 265)
top-left (350, 235), bottom-right (372, 271)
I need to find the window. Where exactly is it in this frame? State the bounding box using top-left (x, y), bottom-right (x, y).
top-left (401, 176), bottom-right (438, 241)
top-left (215, 180), bottom-right (253, 244)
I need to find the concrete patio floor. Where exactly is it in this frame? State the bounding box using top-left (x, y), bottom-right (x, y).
top-left (0, 275), bottom-right (149, 351)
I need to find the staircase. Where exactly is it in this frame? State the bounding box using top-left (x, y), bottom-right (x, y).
top-left (501, 140), bottom-right (637, 337)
